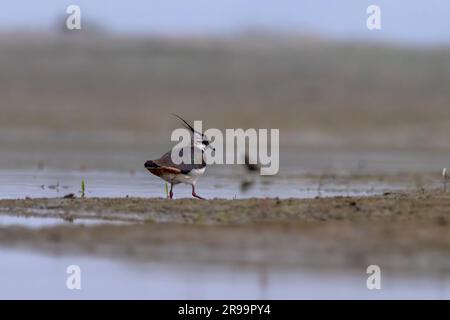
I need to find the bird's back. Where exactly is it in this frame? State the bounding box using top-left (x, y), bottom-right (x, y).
top-left (145, 146), bottom-right (206, 175)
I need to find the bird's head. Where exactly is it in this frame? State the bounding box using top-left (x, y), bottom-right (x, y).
top-left (172, 114), bottom-right (215, 151)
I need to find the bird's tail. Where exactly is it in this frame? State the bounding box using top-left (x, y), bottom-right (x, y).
top-left (144, 160), bottom-right (159, 169)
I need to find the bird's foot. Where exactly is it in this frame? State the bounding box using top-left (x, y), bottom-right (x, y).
top-left (192, 190), bottom-right (206, 200)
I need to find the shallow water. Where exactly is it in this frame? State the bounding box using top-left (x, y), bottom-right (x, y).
top-left (0, 215), bottom-right (130, 229)
top-left (0, 168), bottom-right (403, 200)
top-left (0, 248), bottom-right (449, 299)
top-left (1, 131), bottom-right (448, 199)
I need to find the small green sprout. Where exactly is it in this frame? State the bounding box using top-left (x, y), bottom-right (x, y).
top-left (164, 182), bottom-right (169, 198)
top-left (81, 178), bottom-right (85, 198)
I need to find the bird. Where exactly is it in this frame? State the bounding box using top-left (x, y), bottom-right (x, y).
top-left (239, 152), bottom-right (260, 192)
top-left (145, 115), bottom-right (214, 200)
top-left (243, 151), bottom-right (261, 173)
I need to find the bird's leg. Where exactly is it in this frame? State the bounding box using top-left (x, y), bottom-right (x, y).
top-left (169, 183), bottom-right (174, 199)
top-left (191, 185), bottom-right (205, 200)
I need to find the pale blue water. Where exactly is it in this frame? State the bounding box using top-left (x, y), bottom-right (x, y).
top-left (1, 0), bottom-right (449, 44)
top-left (0, 215), bottom-right (131, 228)
top-left (0, 168), bottom-right (398, 200)
top-left (1, 248), bottom-right (449, 299)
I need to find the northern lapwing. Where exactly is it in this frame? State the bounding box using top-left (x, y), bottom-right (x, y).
top-left (145, 115), bottom-right (214, 199)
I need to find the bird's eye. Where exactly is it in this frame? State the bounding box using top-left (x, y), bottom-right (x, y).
top-left (202, 140), bottom-right (209, 146)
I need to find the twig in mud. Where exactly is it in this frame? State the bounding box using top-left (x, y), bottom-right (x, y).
top-left (317, 174), bottom-right (325, 197)
top-left (413, 174), bottom-right (425, 194)
top-left (443, 168), bottom-right (448, 192)
top-left (317, 170), bottom-right (335, 198)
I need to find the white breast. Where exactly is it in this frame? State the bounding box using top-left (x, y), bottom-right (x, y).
top-left (190, 167), bottom-right (206, 176)
top-left (173, 167), bottom-right (206, 185)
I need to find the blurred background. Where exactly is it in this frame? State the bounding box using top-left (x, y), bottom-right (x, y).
top-left (1, 0), bottom-right (450, 197)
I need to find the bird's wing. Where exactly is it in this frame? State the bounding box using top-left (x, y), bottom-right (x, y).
top-left (153, 148), bottom-right (205, 174)
top-left (148, 166), bottom-right (181, 174)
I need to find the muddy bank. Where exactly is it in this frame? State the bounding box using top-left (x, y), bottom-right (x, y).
top-left (1, 192), bottom-right (450, 273)
top-left (0, 191), bottom-right (449, 224)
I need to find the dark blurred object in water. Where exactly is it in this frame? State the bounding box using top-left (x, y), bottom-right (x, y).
top-left (240, 179), bottom-right (255, 192)
top-left (244, 152), bottom-right (261, 173)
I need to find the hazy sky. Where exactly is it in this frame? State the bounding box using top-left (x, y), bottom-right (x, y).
top-left (0, 0), bottom-right (448, 44)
